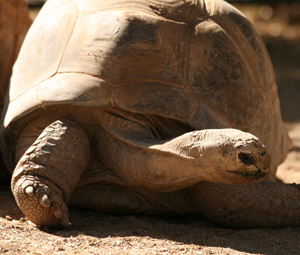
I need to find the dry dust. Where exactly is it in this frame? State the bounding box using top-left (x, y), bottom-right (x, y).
top-left (1, 186), bottom-right (300, 255)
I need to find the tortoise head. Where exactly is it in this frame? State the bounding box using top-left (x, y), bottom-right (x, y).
top-left (200, 129), bottom-right (271, 184)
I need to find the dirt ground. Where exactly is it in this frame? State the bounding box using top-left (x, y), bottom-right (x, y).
top-left (1, 3), bottom-right (300, 255)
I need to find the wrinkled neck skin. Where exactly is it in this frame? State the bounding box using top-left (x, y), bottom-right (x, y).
top-left (98, 110), bottom-right (270, 192)
top-left (150, 129), bottom-right (233, 158)
top-left (148, 128), bottom-right (270, 184)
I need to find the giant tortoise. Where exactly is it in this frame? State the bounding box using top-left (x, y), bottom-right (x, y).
top-left (1, 0), bottom-right (299, 228)
top-left (0, 0), bottom-right (31, 183)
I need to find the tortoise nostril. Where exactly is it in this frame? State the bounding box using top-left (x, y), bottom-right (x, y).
top-left (238, 153), bottom-right (255, 164)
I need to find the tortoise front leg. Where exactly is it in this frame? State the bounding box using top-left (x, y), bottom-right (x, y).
top-left (11, 119), bottom-right (90, 228)
top-left (189, 181), bottom-right (300, 228)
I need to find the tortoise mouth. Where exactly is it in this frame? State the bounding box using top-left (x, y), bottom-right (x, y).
top-left (227, 168), bottom-right (268, 180)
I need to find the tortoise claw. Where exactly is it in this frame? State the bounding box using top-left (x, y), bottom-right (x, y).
top-left (53, 203), bottom-right (62, 219)
top-left (39, 193), bottom-right (50, 207)
top-left (53, 202), bottom-right (69, 227)
top-left (12, 175), bottom-right (70, 228)
top-left (54, 212), bottom-right (62, 220)
top-left (25, 186), bottom-right (34, 196)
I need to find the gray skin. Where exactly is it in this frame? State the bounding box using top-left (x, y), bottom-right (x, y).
top-left (1, 0), bottom-right (299, 228)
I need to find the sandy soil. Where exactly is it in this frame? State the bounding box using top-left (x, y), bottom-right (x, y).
top-left (1, 3), bottom-right (300, 255)
top-left (1, 188), bottom-right (300, 255)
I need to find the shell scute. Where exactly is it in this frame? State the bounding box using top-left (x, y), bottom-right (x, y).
top-left (58, 11), bottom-right (124, 77)
top-left (37, 73), bottom-right (112, 108)
top-left (185, 20), bottom-right (259, 128)
top-left (113, 82), bottom-right (197, 120)
top-left (102, 15), bottom-right (187, 86)
top-left (58, 11), bottom-right (187, 87)
top-left (9, 0), bottom-right (78, 102)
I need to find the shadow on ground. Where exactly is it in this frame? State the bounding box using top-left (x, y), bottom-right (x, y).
top-left (1, 185), bottom-right (300, 255)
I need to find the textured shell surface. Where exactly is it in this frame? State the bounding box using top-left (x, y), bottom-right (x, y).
top-left (4, 0), bottom-right (274, 124)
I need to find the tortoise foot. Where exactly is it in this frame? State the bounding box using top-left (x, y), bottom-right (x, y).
top-left (13, 175), bottom-right (69, 228)
top-left (13, 175), bottom-right (69, 227)
top-left (13, 174), bottom-right (69, 228)
top-left (11, 118), bottom-right (90, 227)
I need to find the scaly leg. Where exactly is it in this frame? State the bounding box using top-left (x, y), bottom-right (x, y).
top-left (11, 119), bottom-right (90, 228)
top-left (189, 181), bottom-right (300, 228)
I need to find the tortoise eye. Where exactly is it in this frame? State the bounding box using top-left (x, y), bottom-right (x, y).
top-left (238, 153), bottom-right (255, 164)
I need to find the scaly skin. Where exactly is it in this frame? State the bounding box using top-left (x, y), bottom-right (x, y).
top-left (96, 110), bottom-right (271, 191)
top-left (189, 181), bottom-right (300, 228)
top-left (11, 119), bottom-right (90, 228)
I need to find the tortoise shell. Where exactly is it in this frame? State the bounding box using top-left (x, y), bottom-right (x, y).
top-left (0, 0), bottom-right (289, 179)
